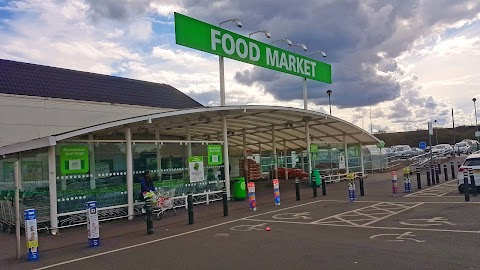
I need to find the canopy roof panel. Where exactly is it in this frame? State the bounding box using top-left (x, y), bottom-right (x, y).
top-left (0, 105), bottom-right (380, 155)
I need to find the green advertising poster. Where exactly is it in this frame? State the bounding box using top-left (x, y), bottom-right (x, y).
top-left (207, 145), bottom-right (223, 165)
top-left (188, 156), bottom-right (205, 183)
top-left (60, 146), bottom-right (89, 175)
top-left (174, 13), bottom-right (332, 84)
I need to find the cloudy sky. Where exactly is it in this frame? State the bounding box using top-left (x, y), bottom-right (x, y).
top-left (1, 0), bottom-right (479, 133)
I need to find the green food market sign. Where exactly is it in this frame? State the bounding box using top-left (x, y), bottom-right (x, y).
top-left (174, 13), bottom-right (332, 83)
top-left (310, 144), bottom-right (319, 153)
top-left (60, 146), bottom-right (89, 175)
top-left (207, 145), bottom-right (223, 165)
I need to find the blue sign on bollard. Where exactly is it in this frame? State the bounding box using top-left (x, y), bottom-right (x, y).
top-left (86, 201), bottom-right (100, 247)
top-left (419, 141), bottom-right (427, 150)
top-left (24, 209), bottom-right (39, 261)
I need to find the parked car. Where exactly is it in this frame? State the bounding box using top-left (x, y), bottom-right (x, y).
top-left (454, 141), bottom-right (472, 154)
top-left (391, 145), bottom-right (414, 158)
top-left (431, 144), bottom-right (453, 156)
top-left (457, 153), bottom-right (480, 193)
top-left (411, 147), bottom-right (424, 156)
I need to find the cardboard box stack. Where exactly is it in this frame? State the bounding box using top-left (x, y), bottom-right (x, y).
top-left (239, 158), bottom-right (262, 180)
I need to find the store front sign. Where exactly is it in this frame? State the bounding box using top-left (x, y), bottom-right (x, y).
top-left (207, 145), bottom-right (223, 165)
top-left (174, 13), bottom-right (332, 83)
top-left (60, 146), bottom-right (89, 175)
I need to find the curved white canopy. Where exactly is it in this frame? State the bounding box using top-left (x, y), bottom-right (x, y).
top-left (0, 105), bottom-right (379, 155)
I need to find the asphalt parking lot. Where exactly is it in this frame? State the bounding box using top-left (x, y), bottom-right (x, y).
top-left (2, 157), bottom-right (480, 270)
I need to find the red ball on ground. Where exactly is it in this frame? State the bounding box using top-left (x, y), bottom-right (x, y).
top-left (266, 227), bottom-right (271, 231)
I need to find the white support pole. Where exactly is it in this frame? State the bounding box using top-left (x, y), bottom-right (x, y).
top-left (186, 122), bottom-right (192, 158)
top-left (222, 116), bottom-right (231, 198)
top-left (14, 160), bottom-right (21, 258)
top-left (305, 119), bottom-right (311, 176)
top-left (155, 127), bottom-right (162, 178)
top-left (243, 129), bottom-right (247, 181)
top-left (272, 125), bottom-right (278, 179)
top-left (125, 127), bottom-right (134, 220)
top-left (300, 148), bottom-right (305, 171)
top-left (48, 146), bottom-right (58, 234)
top-left (219, 56), bottom-right (226, 106)
top-left (344, 135), bottom-right (349, 174)
top-left (284, 140), bottom-right (288, 179)
top-left (88, 134), bottom-right (96, 190)
top-left (258, 142), bottom-right (262, 171)
top-left (303, 77), bottom-right (308, 110)
top-left (360, 143), bottom-right (365, 176)
top-left (18, 153), bottom-right (23, 191)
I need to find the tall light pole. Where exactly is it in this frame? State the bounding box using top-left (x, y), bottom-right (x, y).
top-left (218, 18), bottom-right (242, 199)
top-left (474, 98), bottom-right (479, 146)
top-left (434, 119), bottom-right (438, 145)
top-left (302, 50), bottom-right (327, 110)
top-left (326, 90), bottom-right (332, 115)
top-left (218, 18), bottom-right (242, 106)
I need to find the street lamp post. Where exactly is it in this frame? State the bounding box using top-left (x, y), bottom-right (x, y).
top-left (326, 90), bottom-right (332, 115)
top-left (434, 119), bottom-right (438, 145)
top-left (218, 18), bottom-right (242, 200)
top-left (302, 50), bottom-right (327, 110)
top-left (474, 98), bottom-right (479, 147)
top-left (218, 18), bottom-right (242, 106)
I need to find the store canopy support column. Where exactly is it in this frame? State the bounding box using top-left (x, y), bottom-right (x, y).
top-left (186, 122), bottom-right (192, 158)
top-left (48, 145), bottom-right (58, 234)
top-left (125, 127), bottom-right (134, 220)
top-left (222, 116), bottom-right (231, 198)
top-left (272, 125), bottom-right (278, 179)
top-left (243, 129), bottom-right (248, 182)
top-left (305, 118), bottom-right (311, 176)
top-left (344, 135), bottom-right (349, 174)
top-left (284, 140), bottom-right (288, 179)
top-left (360, 143), bottom-right (365, 176)
top-left (155, 127), bottom-right (161, 176)
top-left (88, 134), bottom-right (96, 190)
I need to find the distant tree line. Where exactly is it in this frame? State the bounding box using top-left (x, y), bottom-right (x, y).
top-left (374, 125), bottom-right (479, 147)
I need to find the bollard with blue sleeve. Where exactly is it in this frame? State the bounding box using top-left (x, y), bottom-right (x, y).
top-left (347, 173), bottom-right (356, 202)
top-left (86, 201), bottom-right (100, 247)
top-left (24, 209), bottom-right (39, 261)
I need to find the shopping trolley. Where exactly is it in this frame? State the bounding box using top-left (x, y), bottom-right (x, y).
top-left (153, 188), bottom-right (177, 220)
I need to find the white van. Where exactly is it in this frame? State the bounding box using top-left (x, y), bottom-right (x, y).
top-left (457, 153), bottom-right (480, 193)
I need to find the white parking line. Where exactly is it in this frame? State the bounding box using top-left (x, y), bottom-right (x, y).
top-left (32, 199), bottom-right (341, 270)
top-left (244, 217), bottom-right (480, 234)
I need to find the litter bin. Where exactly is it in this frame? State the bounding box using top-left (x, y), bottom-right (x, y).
top-left (233, 177), bottom-right (247, 200)
top-left (310, 169), bottom-right (322, 187)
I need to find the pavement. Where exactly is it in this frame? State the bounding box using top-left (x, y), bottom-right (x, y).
top-left (2, 156), bottom-right (480, 270)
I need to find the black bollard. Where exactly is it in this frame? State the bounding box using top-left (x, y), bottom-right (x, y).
top-left (426, 169), bottom-right (431, 186)
top-left (295, 178), bottom-right (301, 201)
top-left (322, 176), bottom-right (327, 196)
top-left (470, 170), bottom-right (477, 197)
top-left (223, 189), bottom-right (228, 217)
top-left (438, 163), bottom-right (441, 174)
top-left (146, 203), bottom-right (153, 235)
top-left (463, 172), bottom-right (470, 202)
top-left (187, 194), bottom-right (194, 224)
top-left (312, 177), bottom-right (318, 197)
top-left (431, 166), bottom-right (436, 185)
top-left (443, 164), bottom-right (448, 181)
top-left (359, 176), bottom-right (365, 196)
top-left (451, 162), bottom-right (456, 180)
top-left (416, 169), bottom-right (422, 190)
top-left (435, 168), bottom-right (440, 184)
